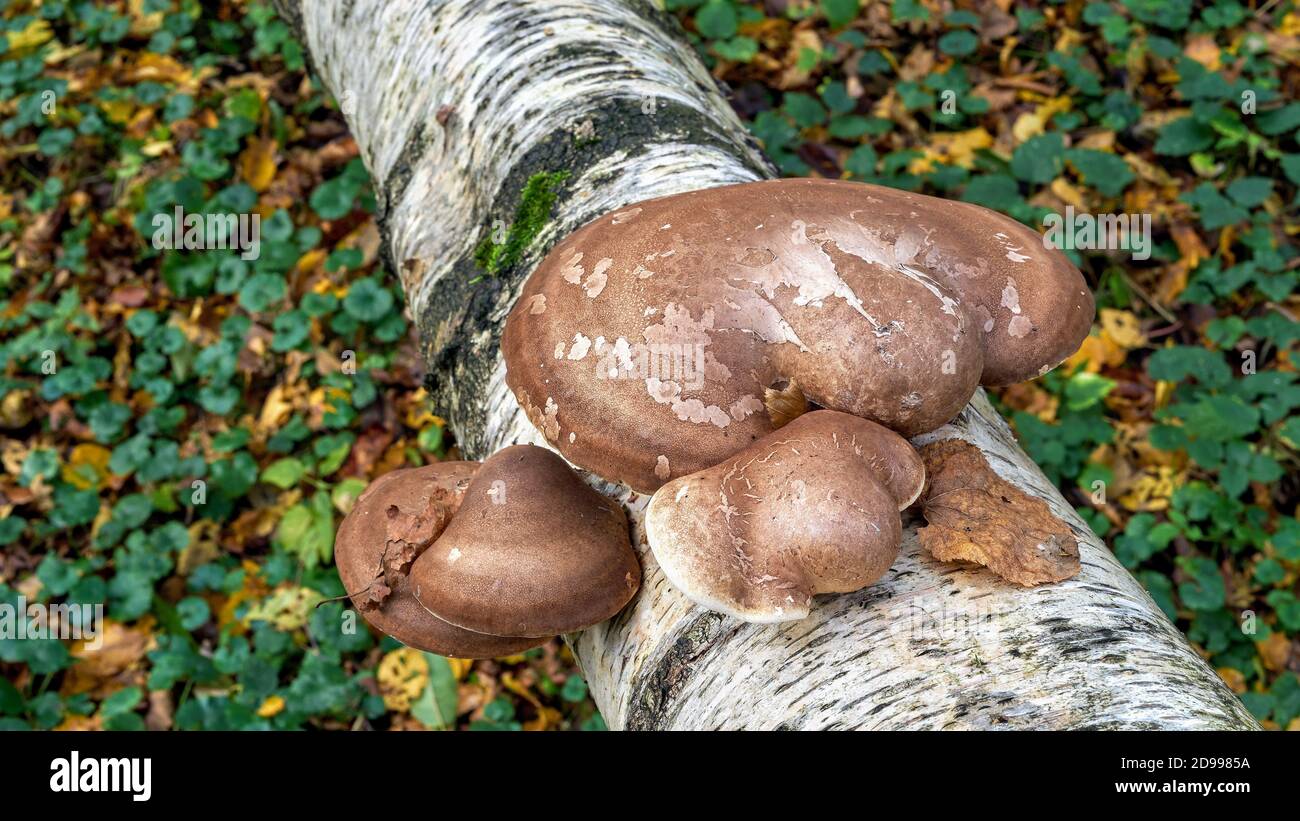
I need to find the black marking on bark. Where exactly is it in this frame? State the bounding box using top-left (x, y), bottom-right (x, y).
top-left (624, 612), bottom-right (729, 730)
top-left (375, 121), bottom-right (431, 279)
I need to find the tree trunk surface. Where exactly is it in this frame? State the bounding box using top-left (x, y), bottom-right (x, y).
top-left (275, 0), bottom-right (1258, 730)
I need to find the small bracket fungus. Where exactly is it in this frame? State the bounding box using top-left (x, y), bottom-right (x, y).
top-left (409, 445), bottom-right (641, 638)
top-left (336, 448), bottom-right (642, 658)
top-left (645, 410), bottom-right (924, 622)
top-left (335, 463), bottom-right (543, 658)
top-left (503, 178), bottom-right (1093, 492)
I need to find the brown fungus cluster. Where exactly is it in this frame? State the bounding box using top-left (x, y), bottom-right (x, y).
top-left (335, 446), bottom-right (640, 657)
top-left (502, 178), bottom-right (1091, 494)
top-left (497, 178), bottom-right (1092, 623)
top-left (340, 179), bottom-right (1093, 640)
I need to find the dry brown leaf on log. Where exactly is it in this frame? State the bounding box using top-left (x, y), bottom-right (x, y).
top-left (918, 440), bottom-right (1081, 586)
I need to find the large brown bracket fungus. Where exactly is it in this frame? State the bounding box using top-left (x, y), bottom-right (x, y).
top-left (335, 446), bottom-right (641, 658)
top-left (645, 410), bottom-right (924, 622)
top-left (503, 178), bottom-right (1093, 493)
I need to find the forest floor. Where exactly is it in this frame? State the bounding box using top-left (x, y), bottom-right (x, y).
top-left (0, 1), bottom-right (1296, 729)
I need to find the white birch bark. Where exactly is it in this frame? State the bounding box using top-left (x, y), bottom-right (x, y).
top-left (274, 0), bottom-right (1259, 729)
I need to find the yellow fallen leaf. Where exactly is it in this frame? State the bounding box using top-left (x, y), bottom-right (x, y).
top-left (16, 575), bottom-right (43, 601)
top-left (1283, 12), bottom-right (1300, 37)
top-left (4, 19), bottom-right (53, 53)
top-left (1169, 223), bottom-right (1209, 269)
top-left (242, 586), bottom-right (323, 631)
top-left (125, 52), bottom-right (192, 85)
top-left (1050, 178), bottom-right (1086, 210)
top-left (997, 381), bottom-right (1059, 423)
top-left (239, 138), bottom-right (278, 193)
top-left (1216, 667), bottom-right (1246, 694)
top-left (378, 648), bottom-right (429, 712)
top-left (298, 248), bottom-right (327, 275)
top-left (141, 140), bottom-right (173, 158)
top-left (1053, 28), bottom-right (1085, 54)
top-left (100, 98), bottom-right (136, 126)
top-left (258, 384), bottom-right (295, 432)
top-left (63, 443), bottom-right (112, 490)
top-left (403, 396), bottom-right (444, 430)
top-left (1156, 260), bottom-right (1191, 305)
top-left (1154, 379), bottom-right (1176, 409)
top-left (217, 561), bottom-right (271, 634)
top-left (446, 657), bottom-right (474, 681)
top-left (1100, 308), bottom-right (1146, 350)
top-left (128, 0), bottom-right (165, 36)
top-left (1064, 331), bottom-right (1125, 373)
top-left (178, 521), bottom-right (222, 575)
top-left (1012, 96), bottom-right (1071, 144)
top-left (1119, 466), bottom-right (1179, 512)
top-left (63, 620), bottom-right (156, 696)
top-left (909, 128), bottom-right (993, 173)
top-left (256, 695), bottom-right (286, 718)
top-left (524, 707), bottom-right (562, 732)
top-left (1183, 34), bottom-right (1220, 70)
top-left (0, 388), bottom-right (33, 428)
top-left (1076, 131), bottom-right (1116, 151)
top-left (56, 715), bottom-right (102, 731)
top-left (42, 43), bottom-right (86, 66)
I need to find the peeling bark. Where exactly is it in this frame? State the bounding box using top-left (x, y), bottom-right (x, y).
top-left (276, 0), bottom-right (1258, 730)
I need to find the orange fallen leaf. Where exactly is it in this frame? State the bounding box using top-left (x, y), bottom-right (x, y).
top-left (63, 620), bottom-right (155, 696)
top-left (239, 137), bottom-right (278, 193)
top-left (1257, 632), bottom-right (1292, 672)
top-left (1216, 667), bottom-right (1246, 694)
top-left (56, 715), bottom-right (102, 731)
top-left (1183, 34), bottom-right (1220, 70)
top-left (997, 381), bottom-right (1059, 423)
top-left (1169, 222), bottom-right (1209, 268)
top-left (257, 695), bottom-right (287, 718)
top-left (918, 439), bottom-right (1081, 586)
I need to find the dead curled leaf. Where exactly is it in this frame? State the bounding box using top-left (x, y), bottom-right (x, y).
top-left (764, 378), bottom-right (810, 428)
top-left (917, 440), bottom-right (1081, 587)
top-left (362, 489), bottom-right (457, 611)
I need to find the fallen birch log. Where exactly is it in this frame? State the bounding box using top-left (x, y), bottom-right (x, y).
top-left (273, 0), bottom-right (1258, 730)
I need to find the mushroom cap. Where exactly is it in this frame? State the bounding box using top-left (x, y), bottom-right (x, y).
top-left (645, 410), bottom-right (915, 622)
top-left (809, 181), bottom-right (1094, 385)
top-left (335, 463), bottom-right (544, 659)
top-left (504, 178), bottom-right (1005, 492)
top-left (409, 445), bottom-right (640, 638)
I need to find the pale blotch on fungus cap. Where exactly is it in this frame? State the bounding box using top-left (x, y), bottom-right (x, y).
top-left (409, 445), bottom-right (641, 638)
top-left (826, 182), bottom-right (1095, 385)
top-left (334, 463), bottom-right (544, 659)
top-left (644, 410), bottom-right (923, 623)
top-left (502, 178), bottom-right (1090, 493)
